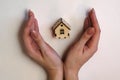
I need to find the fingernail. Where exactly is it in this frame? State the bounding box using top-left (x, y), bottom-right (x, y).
top-left (87, 28), bottom-right (95, 35)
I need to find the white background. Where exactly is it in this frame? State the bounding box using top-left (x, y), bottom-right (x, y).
top-left (0, 0), bottom-right (120, 80)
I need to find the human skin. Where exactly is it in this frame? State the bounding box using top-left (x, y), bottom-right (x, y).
top-left (64, 8), bottom-right (101, 80)
top-left (22, 10), bottom-right (63, 80)
top-left (22, 8), bottom-right (100, 80)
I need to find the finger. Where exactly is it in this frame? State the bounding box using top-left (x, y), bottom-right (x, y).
top-left (28, 10), bottom-right (35, 18)
top-left (34, 18), bottom-right (39, 32)
top-left (27, 10), bottom-right (35, 27)
top-left (23, 32), bottom-right (43, 63)
top-left (89, 8), bottom-right (100, 31)
top-left (23, 10), bottom-right (34, 49)
top-left (30, 18), bottom-right (39, 35)
top-left (23, 37), bottom-right (35, 54)
top-left (24, 10), bottom-right (35, 37)
top-left (87, 8), bottom-right (101, 49)
top-left (84, 17), bottom-right (89, 31)
top-left (79, 27), bottom-right (95, 48)
top-left (31, 30), bottom-right (45, 51)
top-left (84, 10), bottom-right (94, 31)
top-left (23, 11), bottom-right (34, 46)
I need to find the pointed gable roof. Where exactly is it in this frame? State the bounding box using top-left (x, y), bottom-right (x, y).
top-left (53, 18), bottom-right (71, 30)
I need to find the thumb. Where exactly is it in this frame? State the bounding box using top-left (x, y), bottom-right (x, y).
top-left (79, 27), bottom-right (95, 48)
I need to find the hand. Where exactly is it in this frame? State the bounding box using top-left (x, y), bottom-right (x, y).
top-left (22, 10), bottom-right (63, 80)
top-left (64, 9), bottom-right (101, 80)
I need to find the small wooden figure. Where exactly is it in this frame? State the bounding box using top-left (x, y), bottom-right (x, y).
top-left (52, 18), bottom-right (71, 39)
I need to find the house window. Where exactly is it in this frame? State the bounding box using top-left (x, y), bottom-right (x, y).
top-left (60, 29), bottom-right (64, 34)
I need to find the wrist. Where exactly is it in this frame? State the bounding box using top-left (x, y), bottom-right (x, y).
top-left (64, 65), bottom-right (79, 80)
top-left (47, 68), bottom-right (63, 80)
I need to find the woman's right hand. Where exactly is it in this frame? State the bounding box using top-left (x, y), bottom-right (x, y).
top-left (22, 10), bottom-right (63, 80)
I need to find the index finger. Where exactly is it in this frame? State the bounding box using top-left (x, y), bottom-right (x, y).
top-left (24, 10), bottom-right (35, 37)
top-left (87, 9), bottom-right (101, 50)
top-left (89, 9), bottom-right (100, 32)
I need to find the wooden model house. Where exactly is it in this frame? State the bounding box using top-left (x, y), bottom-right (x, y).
top-left (52, 18), bottom-right (71, 39)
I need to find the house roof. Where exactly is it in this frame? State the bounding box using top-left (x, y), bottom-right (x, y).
top-left (53, 18), bottom-right (71, 30)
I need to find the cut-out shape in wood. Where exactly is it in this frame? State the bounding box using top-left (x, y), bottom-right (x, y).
top-left (52, 18), bottom-right (71, 39)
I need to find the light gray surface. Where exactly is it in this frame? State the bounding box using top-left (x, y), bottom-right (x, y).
top-left (0, 0), bottom-right (120, 80)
